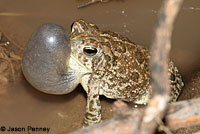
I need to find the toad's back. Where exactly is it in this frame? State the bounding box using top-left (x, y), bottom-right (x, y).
top-left (70, 19), bottom-right (184, 105)
top-left (86, 31), bottom-right (183, 104)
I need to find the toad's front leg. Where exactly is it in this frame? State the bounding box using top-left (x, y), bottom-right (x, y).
top-left (83, 78), bottom-right (101, 126)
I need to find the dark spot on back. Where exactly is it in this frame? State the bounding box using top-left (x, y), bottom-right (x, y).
top-left (131, 72), bottom-right (139, 82)
top-left (170, 73), bottom-right (176, 81)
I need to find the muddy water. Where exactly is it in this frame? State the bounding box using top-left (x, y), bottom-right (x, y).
top-left (0, 0), bottom-right (200, 133)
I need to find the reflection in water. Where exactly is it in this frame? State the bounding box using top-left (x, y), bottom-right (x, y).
top-left (0, 12), bottom-right (26, 16)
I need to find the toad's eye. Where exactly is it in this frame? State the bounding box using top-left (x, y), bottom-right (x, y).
top-left (83, 46), bottom-right (98, 56)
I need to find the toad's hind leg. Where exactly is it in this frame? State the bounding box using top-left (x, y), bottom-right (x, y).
top-left (83, 76), bottom-right (101, 126)
top-left (168, 61), bottom-right (184, 102)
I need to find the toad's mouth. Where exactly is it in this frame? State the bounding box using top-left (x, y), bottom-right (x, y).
top-left (68, 54), bottom-right (91, 74)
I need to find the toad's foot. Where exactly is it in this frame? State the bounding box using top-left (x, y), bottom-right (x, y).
top-left (83, 94), bottom-right (102, 126)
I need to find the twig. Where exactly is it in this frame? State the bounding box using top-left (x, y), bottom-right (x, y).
top-left (70, 100), bottom-right (143, 134)
top-left (157, 117), bottom-right (173, 134)
top-left (166, 98), bottom-right (200, 130)
top-left (0, 33), bottom-right (21, 81)
top-left (69, 98), bottom-right (200, 134)
top-left (0, 31), bottom-right (2, 41)
top-left (138, 0), bottom-right (184, 134)
top-left (194, 131), bottom-right (200, 134)
top-left (78, 0), bottom-right (108, 8)
top-left (0, 28), bottom-right (23, 50)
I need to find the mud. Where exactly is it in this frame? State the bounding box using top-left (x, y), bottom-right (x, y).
top-left (0, 0), bottom-right (200, 133)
